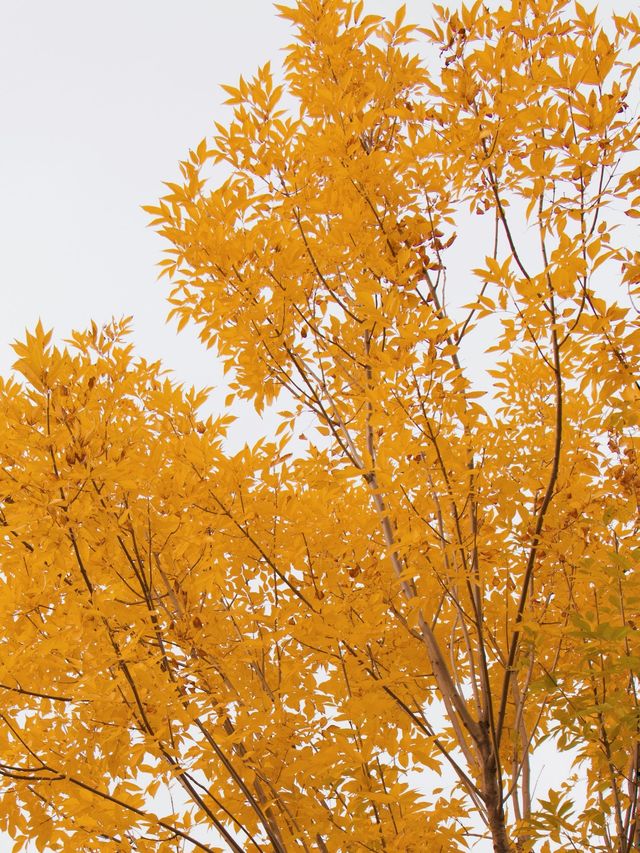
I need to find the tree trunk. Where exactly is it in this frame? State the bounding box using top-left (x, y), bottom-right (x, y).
top-left (479, 724), bottom-right (512, 853)
top-left (486, 795), bottom-right (511, 853)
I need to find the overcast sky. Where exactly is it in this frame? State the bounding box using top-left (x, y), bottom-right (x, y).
top-left (0, 2), bottom-right (289, 404)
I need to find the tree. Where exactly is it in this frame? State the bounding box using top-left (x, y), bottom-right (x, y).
top-left (1, 0), bottom-right (640, 850)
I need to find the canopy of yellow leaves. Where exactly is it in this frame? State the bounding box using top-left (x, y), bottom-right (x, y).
top-left (2, 1), bottom-right (640, 850)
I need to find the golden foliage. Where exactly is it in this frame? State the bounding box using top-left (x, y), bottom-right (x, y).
top-left (2, 1), bottom-right (640, 850)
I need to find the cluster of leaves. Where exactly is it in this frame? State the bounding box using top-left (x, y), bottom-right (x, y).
top-left (2, 0), bottom-right (640, 850)
top-left (0, 321), bottom-right (464, 851)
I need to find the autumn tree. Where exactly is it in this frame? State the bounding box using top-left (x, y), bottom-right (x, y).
top-left (1, 0), bottom-right (640, 850)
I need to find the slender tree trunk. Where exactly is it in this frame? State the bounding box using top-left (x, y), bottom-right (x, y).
top-left (478, 725), bottom-right (512, 853)
top-left (486, 795), bottom-right (511, 853)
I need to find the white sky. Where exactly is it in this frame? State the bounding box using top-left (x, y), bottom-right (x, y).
top-left (0, 1), bottom-right (291, 404)
top-left (0, 0), bottom-right (636, 850)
